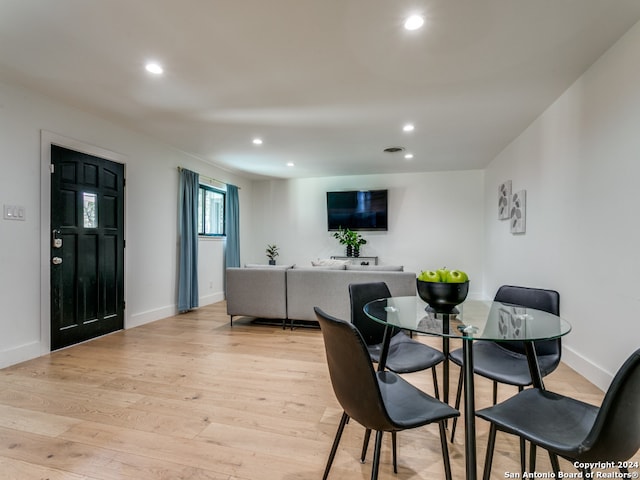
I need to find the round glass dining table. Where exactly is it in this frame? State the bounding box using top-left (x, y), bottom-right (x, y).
top-left (364, 296), bottom-right (572, 480)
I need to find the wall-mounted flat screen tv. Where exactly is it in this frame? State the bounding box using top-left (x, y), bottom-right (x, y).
top-left (326, 190), bottom-right (388, 231)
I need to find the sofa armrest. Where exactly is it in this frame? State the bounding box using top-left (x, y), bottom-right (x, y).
top-left (225, 268), bottom-right (287, 319)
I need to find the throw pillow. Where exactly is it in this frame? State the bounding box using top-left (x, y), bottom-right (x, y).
top-left (293, 265), bottom-right (346, 271)
top-left (311, 258), bottom-right (350, 267)
top-left (244, 263), bottom-right (294, 269)
top-left (346, 264), bottom-right (404, 271)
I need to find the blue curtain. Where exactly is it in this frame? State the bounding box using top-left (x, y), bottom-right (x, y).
top-left (225, 184), bottom-right (240, 269)
top-left (178, 168), bottom-right (199, 312)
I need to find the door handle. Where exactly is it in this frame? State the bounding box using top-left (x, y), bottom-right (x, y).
top-left (52, 257), bottom-right (63, 265)
top-left (52, 229), bottom-right (62, 248)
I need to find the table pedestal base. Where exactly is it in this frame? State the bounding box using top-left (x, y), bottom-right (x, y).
top-left (462, 338), bottom-right (477, 480)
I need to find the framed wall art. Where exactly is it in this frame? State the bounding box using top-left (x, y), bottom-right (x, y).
top-left (498, 180), bottom-right (511, 220)
top-left (510, 189), bottom-right (526, 234)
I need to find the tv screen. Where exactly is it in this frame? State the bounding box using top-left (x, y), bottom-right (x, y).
top-left (327, 190), bottom-right (388, 231)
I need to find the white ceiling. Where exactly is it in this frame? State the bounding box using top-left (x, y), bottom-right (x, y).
top-left (2, 1), bottom-right (640, 180)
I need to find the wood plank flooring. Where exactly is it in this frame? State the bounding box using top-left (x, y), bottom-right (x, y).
top-left (0, 301), bottom-right (637, 479)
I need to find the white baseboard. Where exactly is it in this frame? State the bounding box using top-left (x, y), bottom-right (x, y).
top-left (561, 346), bottom-right (610, 392)
top-left (127, 304), bottom-right (177, 329)
top-left (126, 292), bottom-right (224, 329)
top-left (0, 341), bottom-right (43, 369)
top-left (466, 292), bottom-right (487, 301)
top-left (199, 291), bottom-right (224, 306)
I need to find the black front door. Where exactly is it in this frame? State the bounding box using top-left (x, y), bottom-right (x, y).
top-left (50, 145), bottom-right (125, 350)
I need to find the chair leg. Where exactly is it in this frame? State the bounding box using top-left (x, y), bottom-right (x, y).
top-left (323, 412), bottom-right (349, 480)
top-left (392, 432), bottom-right (398, 473)
top-left (450, 368), bottom-right (464, 442)
top-left (529, 443), bottom-right (537, 472)
top-left (371, 430), bottom-right (384, 480)
top-left (438, 420), bottom-right (453, 480)
top-left (492, 381), bottom-right (498, 405)
top-left (432, 367), bottom-right (440, 400)
top-left (549, 451), bottom-right (560, 477)
top-left (517, 385), bottom-right (526, 474)
top-left (361, 428), bottom-right (371, 463)
top-left (363, 429), bottom-right (396, 477)
top-left (482, 424), bottom-right (497, 480)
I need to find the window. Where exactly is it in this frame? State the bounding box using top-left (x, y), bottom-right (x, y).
top-left (198, 185), bottom-right (225, 236)
top-left (82, 192), bottom-right (98, 228)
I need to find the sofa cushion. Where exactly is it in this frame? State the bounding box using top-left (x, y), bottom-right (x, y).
top-left (346, 264), bottom-right (404, 271)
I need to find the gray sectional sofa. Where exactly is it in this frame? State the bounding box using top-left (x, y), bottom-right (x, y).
top-left (225, 264), bottom-right (417, 327)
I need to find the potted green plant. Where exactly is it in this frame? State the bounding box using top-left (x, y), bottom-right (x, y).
top-left (332, 227), bottom-right (367, 257)
top-left (266, 244), bottom-right (279, 265)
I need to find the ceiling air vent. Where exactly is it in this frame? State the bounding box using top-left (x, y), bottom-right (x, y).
top-left (383, 146), bottom-right (405, 153)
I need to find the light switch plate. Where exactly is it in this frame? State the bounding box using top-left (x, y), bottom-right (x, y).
top-left (3, 204), bottom-right (26, 221)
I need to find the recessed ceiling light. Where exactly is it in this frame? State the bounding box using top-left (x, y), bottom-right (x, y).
top-left (404, 153), bottom-right (414, 160)
top-left (145, 62), bottom-right (163, 75)
top-left (403, 123), bottom-right (415, 133)
top-left (287, 162), bottom-right (295, 167)
top-left (404, 14), bottom-right (425, 31)
top-left (252, 138), bottom-right (263, 145)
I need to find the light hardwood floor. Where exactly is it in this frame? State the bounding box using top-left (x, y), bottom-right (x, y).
top-left (0, 301), bottom-right (637, 479)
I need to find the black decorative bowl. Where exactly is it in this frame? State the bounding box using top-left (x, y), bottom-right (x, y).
top-left (416, 279), bottom-right (469, 314)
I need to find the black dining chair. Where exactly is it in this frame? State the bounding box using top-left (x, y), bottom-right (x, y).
top-left (476, 348), bottom-right (640, 479)
top-left (448, 284), bottom-right (561, 475)
top-left (349, 282), bottom-right (447, 466)
top-left (449, 285), bottom-right (561, 441)
top-left (349, 282), bottom-right (445, 395)
top-left (314, 306), bottom-right (459, 480)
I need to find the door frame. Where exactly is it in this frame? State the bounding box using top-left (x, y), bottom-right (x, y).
top-left (40, 130), bottom-right (127, 354)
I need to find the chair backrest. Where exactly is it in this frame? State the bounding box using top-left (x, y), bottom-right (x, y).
top-left (579, 348), bottom-right (640, 463)
top-left (493, 285), bottom-right (561, 357)
top-left (349, 282), bottom-right (394, 346)
top-left (314, 306), bottom-right (395, 431)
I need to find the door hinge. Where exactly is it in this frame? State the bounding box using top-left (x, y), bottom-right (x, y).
top-left (50, 164), bottom-right (55, 173)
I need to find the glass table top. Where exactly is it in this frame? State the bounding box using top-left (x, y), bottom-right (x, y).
top-left (364, 296), bottom-right (571, 342)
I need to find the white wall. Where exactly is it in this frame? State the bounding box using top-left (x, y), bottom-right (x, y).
top-left (0, 80), bottom-right (252, 368)
top-left (484, 20), bottom-right (640, 390)
top-left (0, 77), bottom-right (486, 368)
top-left (4, 20), bottom-right (638, 391)
top-left (247, 171), bottom-right (485, 299)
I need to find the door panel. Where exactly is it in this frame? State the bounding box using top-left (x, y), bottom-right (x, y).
top-left (51, 145), bottom-right (125, 350)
